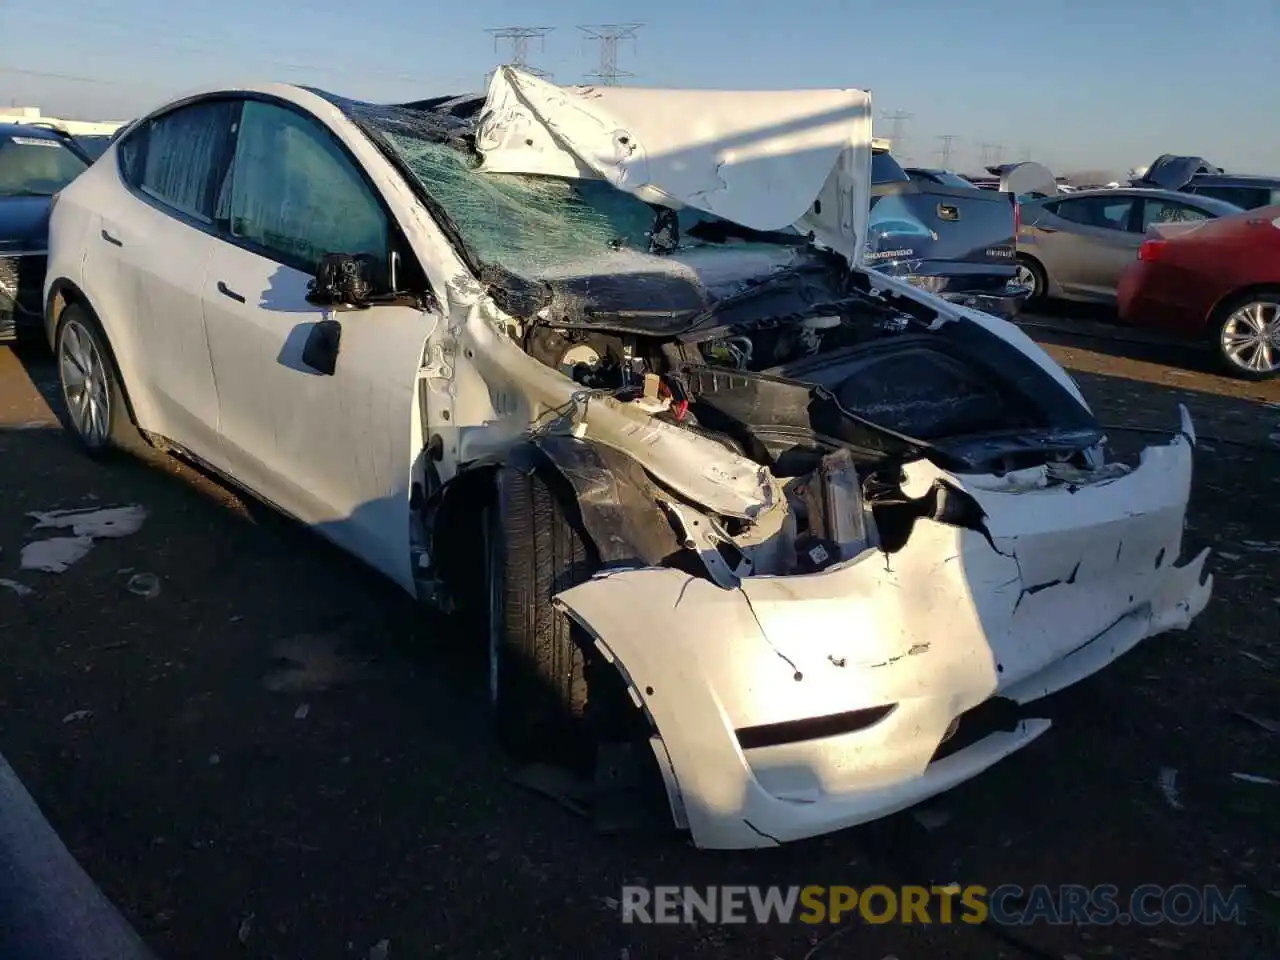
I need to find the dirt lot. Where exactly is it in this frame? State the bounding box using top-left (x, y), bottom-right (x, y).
top-left (1, 314), bottom-right (1278, 960)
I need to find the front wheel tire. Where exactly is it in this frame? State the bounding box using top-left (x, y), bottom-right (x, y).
top-left (484, 467), bottom-right (598, 768)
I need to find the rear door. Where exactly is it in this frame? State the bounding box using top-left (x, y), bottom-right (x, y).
top-left (1022, 194), bottom-right (1141, 300)
top-left (88, 99), bottom-right (238, 466)
top-left (202, 97), bottom-right (438, 590)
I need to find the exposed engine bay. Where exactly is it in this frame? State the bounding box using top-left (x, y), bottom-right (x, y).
top-left (506, 267), bottom-right (1110, 582)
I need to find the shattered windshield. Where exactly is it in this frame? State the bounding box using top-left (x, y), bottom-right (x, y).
top-left (340, 100), bottom-right (792, 278)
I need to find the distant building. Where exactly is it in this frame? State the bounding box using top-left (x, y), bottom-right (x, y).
top-left (0, 106), bottom-right (126, 137)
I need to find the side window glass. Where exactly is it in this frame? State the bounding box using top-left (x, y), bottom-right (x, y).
top-left (1054, 197), bottom-right (1132, 231)
top-left (1141, 200), bottom-right (1209, 231)
top-left (130, 101), bottom-right (237, 223)
top-left (1200, 186), bottom-right (1267, 209)
top-left (228, 100), bottom-right (388, 274)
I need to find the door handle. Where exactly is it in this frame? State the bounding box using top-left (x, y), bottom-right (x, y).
top-left (1038, 226), bottom-right (1058, 233)
top-left (100, 229), bottom-right (122, 247)
top-left (216, 281), bottom-right (246, 304)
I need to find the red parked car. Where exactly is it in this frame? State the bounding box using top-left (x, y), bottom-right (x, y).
top-left (1118, 205), bottom-right (1280, 380)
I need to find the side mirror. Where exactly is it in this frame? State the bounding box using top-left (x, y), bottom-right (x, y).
top-left (301, 318), bottom-right (342, 376)
top-left (306, 252), bottom-right (384, 309)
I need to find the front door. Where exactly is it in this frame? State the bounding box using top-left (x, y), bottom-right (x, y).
top-left (202, 98), bottom-right (439, 590)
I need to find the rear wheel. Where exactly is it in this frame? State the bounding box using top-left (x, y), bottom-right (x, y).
top-left (1015, 254), bottom-right (1047, 303)
top-left (1213, 290), bottom-right (1280, 380)
top-left (54, 304), bottom-right (141, 457)
top-left (483, 467), bottom-right (598, 768)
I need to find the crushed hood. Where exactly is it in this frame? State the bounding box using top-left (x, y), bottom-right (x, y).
top-left (473, 66), bottom-right (873, 267)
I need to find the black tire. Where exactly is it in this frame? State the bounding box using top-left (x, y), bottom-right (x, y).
top-left (53, 303), bottom-right (143, 457)
top-left (485, 467), bottom-right (599, 767)
top-left (1210, 288), bottom-right (1280, 381)
top-left (1016, 254), bottom-right (1048, 304)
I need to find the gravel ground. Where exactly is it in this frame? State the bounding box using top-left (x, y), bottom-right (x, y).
top-left (0, 313), bottom-right (1277, 960)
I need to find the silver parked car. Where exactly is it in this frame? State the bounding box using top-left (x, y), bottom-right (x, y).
top-left (1015, 188), bottom-right (1241, 303)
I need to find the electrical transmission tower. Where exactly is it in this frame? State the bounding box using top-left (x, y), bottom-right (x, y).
top-left (880, 110), bottom-right (912, 155)
top-left (936, 135), bottom-right (958, 167)
top-left (1018, 147), bottom-right (1032, 162)
top-left (486, 26), bottom-right (554, 79)
top-left (579, 23), bottom-right (643, 85)
top-left (980, 142), bottom-right (1004, 166)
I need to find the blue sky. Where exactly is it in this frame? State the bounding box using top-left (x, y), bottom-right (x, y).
top-left (2, 0), bottom-right (1276, 178)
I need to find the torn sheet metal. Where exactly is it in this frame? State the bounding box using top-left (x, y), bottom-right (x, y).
top-left (554, 427), bottom-right (1211, 849)
top-left (475, 67), bottom-right (873, 266)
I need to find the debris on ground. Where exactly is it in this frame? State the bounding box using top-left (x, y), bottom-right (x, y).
top-left (62, 709), bottom-right (93, 724)
top-left (368, 938), bottom-right (390, 960)
top-left (1239, 651), bottom-right (1273, 669)
top-left (912, 807), bottom-right (952, 831)
top-left (0, 578), bottom-right (34, 597)
top-left (1158, 767), bottom-right (1184, 810)
top-left (1231, 710), bottom-right (1280, 736)
top-left (20, 536), bottom-right (93, 573)
top-left (126, 572), bottom-right (161, 599)
top-left (1231, 773), bottom-right (1278, 786)
top-left (262, 634), bottom-right (382, 693)
top-left (237, 912), bottom-right (254, 944)
top-left (29, 504), bottom-right (148, 539)
top-left (293, 703), bottom-right (310, 720)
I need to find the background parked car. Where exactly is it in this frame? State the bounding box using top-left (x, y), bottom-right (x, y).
top-left (903, 167), bottom-right (978, 189)
top-left (1118, 205), bottom-right (1280, 380)
top-left (1132, 155), bottom-right (1280, 211)
top-left (868, 148), bottom-right (1025, 317)
top-left (0, 123), bottom-right (92, 341)
top-left (1014, 188), bottom-right (1242, 304)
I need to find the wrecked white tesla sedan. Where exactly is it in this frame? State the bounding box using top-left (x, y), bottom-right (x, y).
top-left (44, 67), bottom-right (1212, 849)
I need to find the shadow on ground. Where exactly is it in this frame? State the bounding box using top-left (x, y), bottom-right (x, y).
top-left (1, 338), bottom-right (1278, 959)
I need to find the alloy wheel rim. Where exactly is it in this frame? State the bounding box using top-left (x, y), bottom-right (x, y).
top-left (59, 320), bottom-right (110, 446)
top-left (1015, 263), bottom-right (1037, 295)
top-left (1221, 300), bottom-right (1280, 374)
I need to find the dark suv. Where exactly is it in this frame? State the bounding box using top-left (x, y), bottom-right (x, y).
top-left (1132, 155), bottom-right (1280, 211)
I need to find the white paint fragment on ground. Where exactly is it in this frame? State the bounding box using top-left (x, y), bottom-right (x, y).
top-left (1232, 772), bottom-right (1279, 786)
top-left (29, 504), bottom-right (147, 539)
top-left (0, 579), bottom-right (34, 597)
top-left (21, 537), bottom-right (93, 573)
top-left (62, 709), bottom-right (93, 723)
top-left (1158, 767), bottom-right (1184, 810)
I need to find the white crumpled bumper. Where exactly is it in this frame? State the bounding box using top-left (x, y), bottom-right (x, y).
top-left (554, 425), bottom-right (1212, 849)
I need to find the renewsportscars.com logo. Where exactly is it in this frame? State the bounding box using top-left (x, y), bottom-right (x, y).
top-left (618, 884), bottom-right (1249, 926)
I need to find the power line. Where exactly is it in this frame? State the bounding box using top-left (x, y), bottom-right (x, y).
top-left (936, 134), bottom-right (958, 167)
top-left (579, 23), bottom-right (643, 85)
top-left (979, 142), bottom-right (1004, 166)
top-left (486, 26), bottom-right (553, 79)
top-left (880, 110), bottom-right (911, 154)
